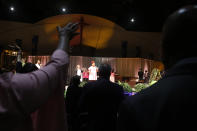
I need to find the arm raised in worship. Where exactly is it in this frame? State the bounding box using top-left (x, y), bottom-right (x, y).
top-left (7, 23), bottom-right (79, 115)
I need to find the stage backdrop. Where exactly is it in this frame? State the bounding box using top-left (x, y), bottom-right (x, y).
top-left (28, 55), bottom-right (164, 83)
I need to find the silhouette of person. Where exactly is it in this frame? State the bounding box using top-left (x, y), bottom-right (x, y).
top-left (66, 75), bottom-right (82, 131)
top-left (79, 63), bottom-right (124, 131)
top-left (118, 6), bottom-right (197, 131)
top-left (138, 68), bottom-right (144, 81)
top-left (0, 22), bottom-right (79, 131)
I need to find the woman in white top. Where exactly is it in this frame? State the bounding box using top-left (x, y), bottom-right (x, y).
top-left (88, 61), bottom-right (98, 81)
top-left (76, 65), bottom-right (82, 81)
top-left (35, 59), bottom-right (41, 69)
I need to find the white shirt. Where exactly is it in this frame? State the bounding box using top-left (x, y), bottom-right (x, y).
top-left (77, 69), bottom-right (82, 76)
top-left (35, 63), bottom-right (41, 69)
top-left (77, 69), bottom-right (82, 81)
top-left (88, 66), bottom-right (98, 80)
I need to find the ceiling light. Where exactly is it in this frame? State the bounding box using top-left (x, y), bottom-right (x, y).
top-left (10, 6), bottom-right (15, 12)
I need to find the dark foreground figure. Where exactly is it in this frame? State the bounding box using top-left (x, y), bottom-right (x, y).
top-left (0, 22), bottom-right (78, 131)
top-left (79, 63), bottom-right (124, 131)
top-left (118, 6), bottom-right (197, 131)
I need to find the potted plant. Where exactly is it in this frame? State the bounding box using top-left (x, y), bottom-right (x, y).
top-left (134, 83), bottom-right (149, 93)
top-left (79, 81), bottom-right (87, 87)
top-left (118, 81), bottom-right (134, 96)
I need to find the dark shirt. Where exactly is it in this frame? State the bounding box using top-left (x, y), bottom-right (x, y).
top-left (79, 78), bottom-right (124, 131)
top-left (0, 50), bottom-right (68, 131)
top-left (138, 71), bottom-right (144, 80)
top-left (118, 57), bottom-right (197, 131)
top-left (66, 84), bottom-right (82, 115)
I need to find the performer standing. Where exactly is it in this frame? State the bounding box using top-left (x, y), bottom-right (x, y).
top-left (110, 68), bottom-right (115, 82)
top-left (88, 61), bottom-right (98, 81)
top-left (144, 70), bottom-right (150, 83)
top-left (82, 68), bottom-right (89, 82)
top-left (138, 68), bottom-right (144, 81)
top-left (35, 59), bottom-right (41, 69)
top-left (76, 65), bottom-right (82, 81)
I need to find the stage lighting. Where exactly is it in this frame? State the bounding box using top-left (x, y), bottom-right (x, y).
top-left (10, 6), bottom-right (15, 12)
top-left (130, 18), bottom-right (135, 23)
top-left (62, 8), bottom-right (66, 12)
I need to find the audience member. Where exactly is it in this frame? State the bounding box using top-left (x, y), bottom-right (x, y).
top-left (118, 6), bottom-right (197, 131)
top-left (16, 59), bottom-right (23, 73)
top-left (9, 59), bottom-right (17, 74)
top-left (66, 75), bottom-right (82, 131)
top-left (15, 51), bottom-right (38, 73)
top-left (0, 22), bottom-right (78, 131)
top-left (79, 63), bottom-right (124, 131)
top-left (21, 62), bottom-right (38, 73)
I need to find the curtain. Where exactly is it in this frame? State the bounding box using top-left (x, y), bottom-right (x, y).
top-left (27, 56), bottom-right (50, 66)
top-left (27, 55), bottom-right (163, 83)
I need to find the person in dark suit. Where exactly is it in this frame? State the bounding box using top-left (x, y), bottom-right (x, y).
top-left (138, 68), bottom-right (144, 81)
top-left (66, 75), bottom-right (82, 131)
top-left (118, 6), bottom-right (197, 131)
top-left (79, 63), bottom-right (124, 131)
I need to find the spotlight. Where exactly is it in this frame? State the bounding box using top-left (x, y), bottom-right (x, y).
top-left (10, 6), bottom-right (15, 12)
top-left (62, 8), bottom-right (66, 12)
top-left (130, 18), bottom-right (135, 23)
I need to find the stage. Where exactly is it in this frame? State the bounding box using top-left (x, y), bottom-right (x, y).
top-left (27, 55), bottom-right (163, 84)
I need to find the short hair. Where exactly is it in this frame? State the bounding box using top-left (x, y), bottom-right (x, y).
top-left (70, 75), bottom-right (80, 86)
top-left (21, 63), bottom-right (38, 73)
top-left (98, 63), bottom-right (111, 78)
top-left (162, 6), bottom-right (197, 69)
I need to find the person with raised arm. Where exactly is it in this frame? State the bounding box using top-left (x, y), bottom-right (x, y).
top-left (0, 22), bottom-right (78, 131)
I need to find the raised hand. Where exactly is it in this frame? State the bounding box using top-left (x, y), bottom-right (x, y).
top-left (56, 22), bottom-right (79, 52)
top-left (57, 22), bottom-right (79, 39)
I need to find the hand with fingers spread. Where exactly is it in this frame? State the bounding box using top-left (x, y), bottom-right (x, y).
top-left (57, 22), bottom-right (79, 39)
top-left (57, 22), bottom-right (79, 52)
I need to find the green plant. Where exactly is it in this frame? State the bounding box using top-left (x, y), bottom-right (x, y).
top-left (118, 81), bottom-right (133, 93)
top-left (64, 89), bottom-right (67, 98)
top-left (149, 68), bottom-right (161, 83)
top-left (79, 81), bottom-right (87, 87)
top-left (149, 80), bottom-right (157, 86)
top-left (134, 83), bottom-right (149, 92)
